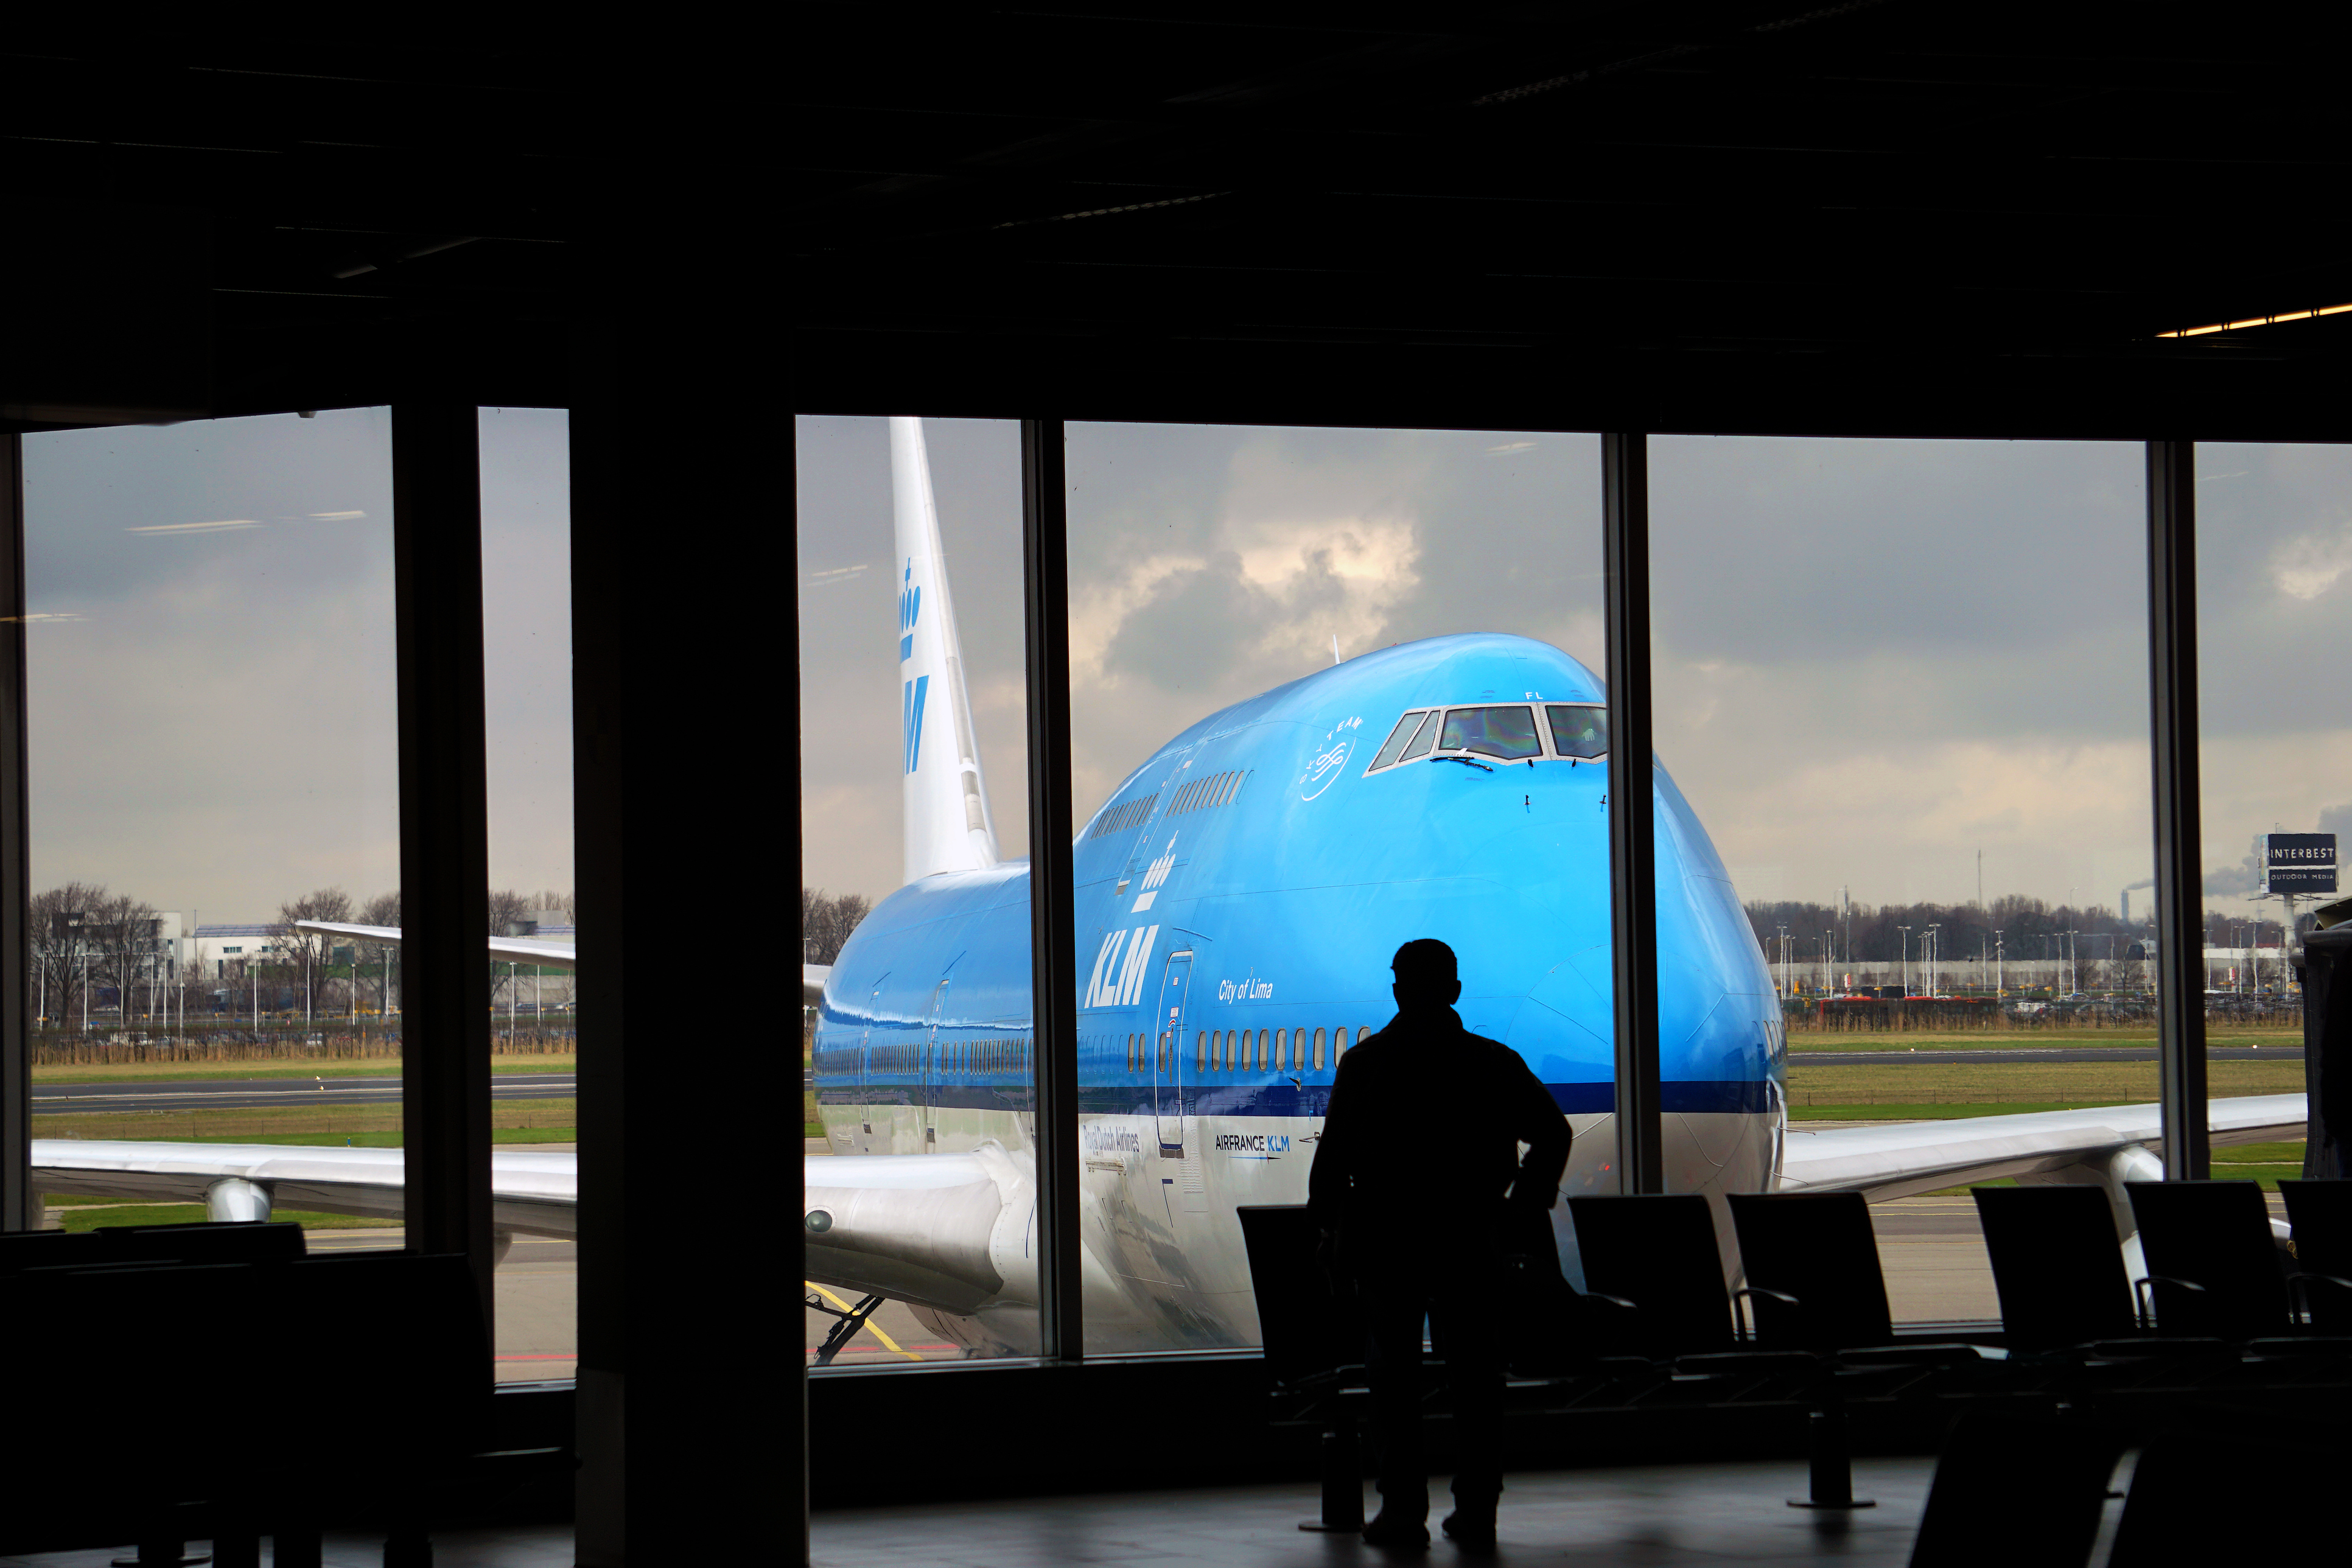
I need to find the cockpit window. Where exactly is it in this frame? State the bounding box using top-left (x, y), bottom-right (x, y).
top-left (1370, 710), bottom-right (1430, 771)
top-left (1545, 704), bottom-right (1608, 758)
top-left (1398, 712), bottom-right (1438, 762)
top-left (1438, 705), bottom-right (1542, 761)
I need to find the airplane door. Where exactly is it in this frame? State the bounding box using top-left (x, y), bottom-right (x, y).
top-left (921, 978), bottom-right (951, 1150)
top-left (1153, 950), bottom-right (1194, 1152)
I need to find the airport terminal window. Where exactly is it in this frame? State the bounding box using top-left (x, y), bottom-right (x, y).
top-left (1546, 704), bottom-right (1607, 759)
top-left (1438, 705), bottom-right (1543, 761)
top-left (1370, 711), bottom-right (1432, 771)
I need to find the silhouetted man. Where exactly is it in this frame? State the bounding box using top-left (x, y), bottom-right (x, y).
top-left (1308, 938), bottom-right (1572, 1552)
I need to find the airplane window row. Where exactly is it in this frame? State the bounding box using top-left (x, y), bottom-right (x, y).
top-left (1166, 768), bottom-right (1248, 816)
top-left (1364, 702), bottom-right (1609, 773)
top-left (1121, 1024), bottom-right (1374, 1074)
top-left (822, 1039), bottom-right (1032, 1076)
top-left (1087, 792), bottom-right (1160, 838)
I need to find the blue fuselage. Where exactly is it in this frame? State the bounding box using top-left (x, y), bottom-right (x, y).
top-left (812, 634), bottom-right (1784, 1353)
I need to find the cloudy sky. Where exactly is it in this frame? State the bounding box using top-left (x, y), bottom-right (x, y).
top-left (797, 417), bottom-right (2350, 921)
top-left (21, 407), bottom-right (574, 923)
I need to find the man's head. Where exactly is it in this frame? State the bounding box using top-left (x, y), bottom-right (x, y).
top-left (1391, 938), bottom-right (1462, 1012)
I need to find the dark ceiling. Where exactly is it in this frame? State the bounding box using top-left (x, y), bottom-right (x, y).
top-left (7, 13), bottom-right (2349, 436)
top-left (789, 4), bottom-right (2352, 437)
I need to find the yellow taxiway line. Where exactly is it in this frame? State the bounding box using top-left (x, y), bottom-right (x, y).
top-left (808, 1281), bottom-right (921, 1360)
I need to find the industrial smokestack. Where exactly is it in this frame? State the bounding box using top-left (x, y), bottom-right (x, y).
top-left (2122, 877), bottom-right (2156, 926)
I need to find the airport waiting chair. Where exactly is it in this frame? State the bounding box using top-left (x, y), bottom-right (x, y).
top-left (2278, 1179), bottom-right (2352, 1331)
top-left (1566, 1193), bottom-right (1740, 1357)
top-left (1971, 1185), bottom-right (2138, 1351)
top-left (1236, 1204), bottom-right (1369, 1534)
top-left (0, 1219), bottom-right (303, 1275)
top-left (1725, 1192), bottom-right (1897, 1353)
top-left (1236, 1204), bottom-right (1365, 1393)
top-left (2125, 1180), bottom-right (2292, 1339)
top-left (1906, 1413), bottom-right (2127, 1568)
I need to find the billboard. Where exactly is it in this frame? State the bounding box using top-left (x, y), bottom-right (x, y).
top-left (2261, 832), bottom-right (2338, 894)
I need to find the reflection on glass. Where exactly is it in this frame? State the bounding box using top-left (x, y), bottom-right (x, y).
top-left (1438, 704), bottom-right (1542, 760)
top-left (24, 411), bottom-right (402, 1255)
top-left (797, 416), bottom-right (1034, 1365)
top-left (478, 407), bottom-right (578, 1382)
top-left (1547, 704), bottom-right (1607, 758)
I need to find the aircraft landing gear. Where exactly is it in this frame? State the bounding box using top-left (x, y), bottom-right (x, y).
top-left (808, 1291), bottom-right (888, 1366)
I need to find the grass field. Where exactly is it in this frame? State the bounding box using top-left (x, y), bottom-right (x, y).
top-left (1788, 1025), bottom-right (2301, 1054)
top-left (32, 1098), bottom-right (576, 1143)
top-left (1785, 1056), bottom-right (2303, 1110)
top-left (33, 1054), bottom-right (576, 1084)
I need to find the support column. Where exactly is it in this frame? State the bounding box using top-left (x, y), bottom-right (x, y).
top-left (572, 298), bottom-right (778, 1564)
top-left (391, 404), bottom-right (495, 1335)
top-left (2146, 440), bottom-right (2208, 1180)
top-left (1023, 418), bottom-right (1083, 1362)
top-left (1603, 433), bottom-right (1662, 1196)
top-left (0, 435), bottom-right (29, 1233)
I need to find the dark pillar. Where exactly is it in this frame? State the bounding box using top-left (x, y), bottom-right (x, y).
top-left (1603, 432), bottom-right (1662, 1195)
top-left (0, 435), bottom-right (28, 1232)
top-left (572, 280), bottom-right (778, 1564)
top-left (2146, 440), bottom-right (2208, 1180)
top-left (1023, 418), bottom-right (1083, 1362)
top-left (391, 404), bottom-right (495, 1326)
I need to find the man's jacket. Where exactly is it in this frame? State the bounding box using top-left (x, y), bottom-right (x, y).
top-left (1306, 1004), bottom-right (1572, 1258)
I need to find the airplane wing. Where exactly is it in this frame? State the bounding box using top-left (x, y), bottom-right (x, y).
top-left (801, 1140), bottom-right (1042, 1316)
top-left (1779, 1093), bottom-right (2307, 1202)
top-left (31, 1140), bottom-right (576, 1237)
top-left (294, 919), bottom-right (576, 972)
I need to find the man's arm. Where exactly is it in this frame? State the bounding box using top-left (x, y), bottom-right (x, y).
top-left (1307, 1051), bottom-right (1360, 1233)
top-left (1503, 1052), bottom-right (1572, 1206)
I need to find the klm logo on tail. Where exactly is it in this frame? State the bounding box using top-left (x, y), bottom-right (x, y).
top-left (902, 676), bottom-right (930, 774)
top-left (898, 561), bottom-right (921, 662)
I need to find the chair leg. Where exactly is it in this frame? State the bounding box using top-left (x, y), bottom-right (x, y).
top-left (1298, 1421), bottom-right (1367, 1533)
top-left (1789, 1403), bottom-right (1877, 1510)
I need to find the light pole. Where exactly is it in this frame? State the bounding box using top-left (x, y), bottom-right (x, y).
top-left (1897, 925), bottom-right (1911, 997)
top-left (1994, 929), bottom-right (2004, 997)
top-left (1776, 923), bottom-right (1789, 996)
top-left (1925, 923), bottom-right (1941, 997)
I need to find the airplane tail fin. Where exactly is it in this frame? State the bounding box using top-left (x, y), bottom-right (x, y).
top-left (891, 416), bottom-right (1001, 884)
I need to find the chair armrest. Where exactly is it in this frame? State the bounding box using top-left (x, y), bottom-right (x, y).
top-left (2287, 1273), bottom-right (2352, 1321)
top-left (2133, 1274), bottom-right (2205, 1331)
top-left (1731, 1286), bottom-right (1799, 1343)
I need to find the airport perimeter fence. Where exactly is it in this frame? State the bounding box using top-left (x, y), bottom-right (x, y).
top-left (32, 1026), bottom-right (578, 1065)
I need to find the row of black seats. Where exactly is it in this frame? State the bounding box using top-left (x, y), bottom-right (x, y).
top-left (1244, 1179), bottom-right (2352, 1391)
top-left (0, 1219), bottom-right (491, 1567)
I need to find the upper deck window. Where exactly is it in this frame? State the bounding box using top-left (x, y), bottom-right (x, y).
top-left (1438, 705), bottom-right (1542, 761)
top-left (1545, 704), bottom-right (1608, 758)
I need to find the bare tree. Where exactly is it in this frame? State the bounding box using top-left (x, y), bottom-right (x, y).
top-left (83, 891), bottom-right (162, 1024)
top-left (801, 887), bottom-right (872, 966)
top-left (31, 881), bottom-right (107, 1028)
top-left (272, 887), bottom-right (355, 1023)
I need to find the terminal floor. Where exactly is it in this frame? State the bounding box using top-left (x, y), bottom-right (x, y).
top-left (0, 1526), bottom-right (572, 1566)
top-left (812, 1458), bottom-right (1955, 1567)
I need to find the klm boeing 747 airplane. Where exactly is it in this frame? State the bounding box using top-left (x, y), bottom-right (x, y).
top-left (795, 418), bottom-right (2307, 1359)
top-left (21, 417), bottom-right (2309, 1363)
